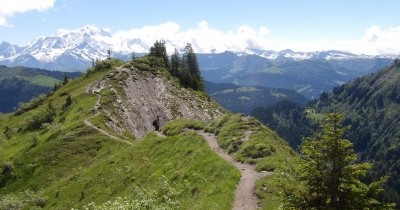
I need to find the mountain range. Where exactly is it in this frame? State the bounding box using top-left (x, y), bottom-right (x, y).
top-left (0, 26), bottom-right (132, 71)
top-left (197, 52), bottom-right (393, 98)
top-left (0, 25), bottom-right (396, 98)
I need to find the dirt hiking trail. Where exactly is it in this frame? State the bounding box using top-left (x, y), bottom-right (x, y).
top-left (84, 78), bottom-right (133, 145)
top-left (196, 130), bottom-right (271, 210)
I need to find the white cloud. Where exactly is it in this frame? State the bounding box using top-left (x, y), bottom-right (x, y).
top-left (45, 21), bottom-right (400, 55)
top-left (0, 17), bottom-right (7, 26)
top-left (48, 22), bottom-right (393, 55)
top-left (109, 21), bottom-right (274, 54)
top-left (293, 26), bottom-right (400, 55)
top-left (0, 0), bottom-right (55, 26)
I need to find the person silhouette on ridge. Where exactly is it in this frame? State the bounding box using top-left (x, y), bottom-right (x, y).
top-left (153, 116), bottom-right (160, 131)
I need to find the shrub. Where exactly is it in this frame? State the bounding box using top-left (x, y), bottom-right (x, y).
top-left (0, 162), bottom-right (15, 188)
top-left (14, 94), bottom-right (47, 116)
top-left (22, 190), bottom-right (47, 208)
top-left (0, 190), bottom-right (48, 209)
top-left (25, 106), bottom-right (55, 131)
top-left (240, 143), bottom-right (274, 159)
top-left (0, 193), bottom-right (23, 210)
top-left (3, 126), bottom-right (16, 140)
top-left (64, 95), bottom-right (72, 109)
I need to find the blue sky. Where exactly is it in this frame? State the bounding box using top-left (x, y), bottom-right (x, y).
top-left (1, 0), bottom-right (400, 54)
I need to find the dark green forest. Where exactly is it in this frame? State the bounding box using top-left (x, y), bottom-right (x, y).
top-left (150, 40), bottom-right (204, 91)
top-left (251, 100), bottom-right (315, 148)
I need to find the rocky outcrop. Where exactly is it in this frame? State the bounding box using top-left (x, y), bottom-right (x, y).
top-left (87, 66), bottom-right (224, 139)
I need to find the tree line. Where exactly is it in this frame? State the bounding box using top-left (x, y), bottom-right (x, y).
top-left (148, 40), bottom-right (204, 91)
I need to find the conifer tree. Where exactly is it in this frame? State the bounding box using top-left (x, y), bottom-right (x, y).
top-left (182, 43), bottom-right (204, 91)
top-left (170, 48), bottom-right (180, 78)
top-left (62, 74), bottom-right (70, 86)
top-left (284, 112), bottom-right (395, 209)
top-left (149, 40), bottom-right (170, 69)
top-left (131, 52), bottom-right (136, 61)
top-left (64, 95), bottom-right (72, 109)
top-left (179, 64), bottom-right (192, 89)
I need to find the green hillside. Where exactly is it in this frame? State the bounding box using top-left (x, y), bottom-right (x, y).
top-left (250, 60), bottom-right (400, 207)
top-left (0, 58), bottom-right (295, 209)
top-left (0, 65), bottom-right (81, 113)
top-left (313, 60), bottom-right (400, 205)
top-left (205, 81), bottom-right (309, 114)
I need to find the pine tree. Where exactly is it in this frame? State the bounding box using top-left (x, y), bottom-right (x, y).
top-left (182, 43), bottom-right (204, 91)
top-left (64, 95), bottom-right (72, 109)
top-left (131, 52), bottom-right (136, 61)
top-left (170, 48), bottom-right (180, 78)
top-left (284, 112), bottom-right (395, 209)
top-left (149, 40), bottom-right (170, 69)
top-left (62, 74), bottom-right (70, 86)
top-left (179, 64), bottom-right (192, 88)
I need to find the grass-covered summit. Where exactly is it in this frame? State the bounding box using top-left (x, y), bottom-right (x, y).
top-left (0, 57), bottom-right (294, 209)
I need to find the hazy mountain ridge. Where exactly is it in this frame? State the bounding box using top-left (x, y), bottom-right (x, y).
top-left (198, 51), bottom-right (393, 98)
top-left (205, 81), bottom-right (309, 114)
top-left (0, 25), bottom-right (396, 73)
top-left (236, 49), bottom-right (394, 61)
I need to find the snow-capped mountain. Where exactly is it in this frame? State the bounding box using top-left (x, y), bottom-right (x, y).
top-left (0, 25), bottom-right (117, 71)
top-left (236, 49), bottom-right (376, 61)
top-left (0, 25), bottom-right (398, 71)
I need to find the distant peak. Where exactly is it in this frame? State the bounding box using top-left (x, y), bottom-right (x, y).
top-left (56, 25), bottom-right (111, 37)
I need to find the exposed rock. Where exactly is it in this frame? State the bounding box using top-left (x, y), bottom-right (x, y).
top-left (87, 66), bottom-right (224, 139)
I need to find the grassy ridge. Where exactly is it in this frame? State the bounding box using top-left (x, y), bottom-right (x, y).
top-left (42, 132), bottom-right (240, 209)
top-left (0, 59), bottom-right (242, 209)
top-left (206, 114), bottom-right (296, 209)
top-left (163, 114), bottom-right (297, 209)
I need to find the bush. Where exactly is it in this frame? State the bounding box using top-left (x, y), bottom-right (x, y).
top-left (3, 126), bottom-right (16, 140)
top-left (23, 190), bottom-right (47, 208)
top-left (25, 104), bottom-right (55, 131)
top-left (0, 162), bottom-right (15, 188)
top-left (64, 95), bottom-right (72, 109)
top-left (14, 94), bottom-right (46, 116)
top-left (239, 143), bottom-right (274, 159)
top-left (0, 190), bottom-right (48, 209)
top-left (0, 193), bottom-right (23, 210)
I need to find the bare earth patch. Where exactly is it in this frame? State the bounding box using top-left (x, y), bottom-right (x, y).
top-left (196, 130), bottom-right (271, 210)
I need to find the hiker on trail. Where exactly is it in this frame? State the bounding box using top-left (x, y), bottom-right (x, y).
top-left (153, 116), bottom-right (160, 131)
